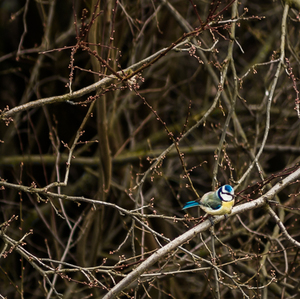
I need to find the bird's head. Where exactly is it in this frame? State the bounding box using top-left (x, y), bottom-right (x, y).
top-left (218, 184), bottom-right (234, 202)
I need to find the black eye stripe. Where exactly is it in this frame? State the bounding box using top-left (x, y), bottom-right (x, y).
top-left (217, 186), bottom-right (234, 201)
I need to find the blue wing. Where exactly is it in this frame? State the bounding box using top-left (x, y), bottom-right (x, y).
top-left (201, 199), bottom-right (221, 210)
top-left (182, 201), bottom-right (201, 210)
top-left (200, 191), bottom-right (222, 211)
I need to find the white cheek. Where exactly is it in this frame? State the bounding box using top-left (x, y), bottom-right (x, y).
top-left (222, 194), bottom-right (233, 202)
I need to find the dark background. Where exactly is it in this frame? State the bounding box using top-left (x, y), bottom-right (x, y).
top-left (0, 0), bottom-right (300, 298)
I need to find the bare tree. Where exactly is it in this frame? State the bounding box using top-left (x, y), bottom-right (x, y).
top-left (1, 0), bottom-right (300, 298)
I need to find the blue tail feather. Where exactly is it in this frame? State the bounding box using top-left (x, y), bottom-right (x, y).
top-left (182, 201), bottom-right (201, 210)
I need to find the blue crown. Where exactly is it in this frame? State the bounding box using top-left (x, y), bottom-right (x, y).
top-left (224, 185), bottom-right (233, 193)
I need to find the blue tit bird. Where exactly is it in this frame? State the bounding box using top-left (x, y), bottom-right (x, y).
top-left (182, 185), bottom-right (235, 216)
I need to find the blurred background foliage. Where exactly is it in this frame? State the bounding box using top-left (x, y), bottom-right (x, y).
top-left (0, 0), bottom-right (300, 298)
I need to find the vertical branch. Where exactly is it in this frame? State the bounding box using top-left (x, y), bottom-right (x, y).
top-left (210, 225), bottom-right (220, 299)
top-left (88, 0), bottom-right (112, 196)
top-left (211, 2), bottom-right (238, 297)
top-left (189, 0), bottom-right (203, 26)
top-left (46, 216), bottom-right (82, 299)
top-left (212, 0), bottom-right (238, 188)
top-left (236, 3), bottom-right (289, 187)
top-left (17, 0), bottom-right (30, 58)
top-left (2, 0), bottom-right (57, 154)
top-left (84, 0), bottom-right (113, 267)
top-left (256, 6), bottom-right (290, 297)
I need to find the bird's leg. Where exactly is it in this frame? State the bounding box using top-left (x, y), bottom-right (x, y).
top-left (208, 216), bottom-right (215, 226)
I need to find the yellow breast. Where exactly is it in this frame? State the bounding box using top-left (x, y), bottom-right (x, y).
top-left (220, 200), bottom-right (235, 215)
top-left (201, 200), bottom-right (235, 215)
